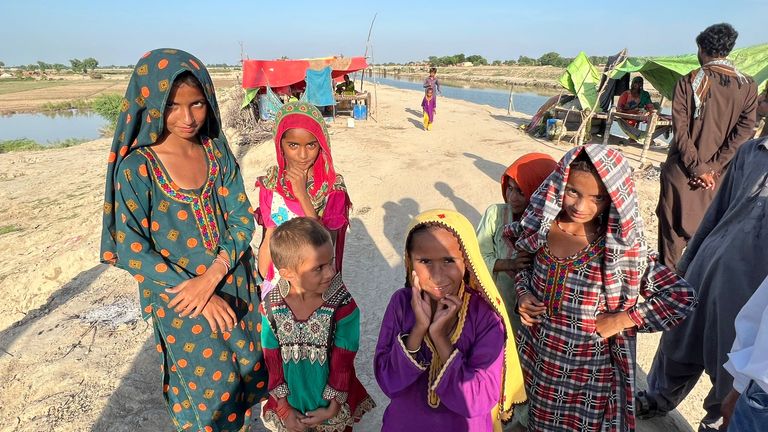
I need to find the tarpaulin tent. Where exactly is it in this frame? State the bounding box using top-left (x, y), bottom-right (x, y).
top-left (557, 44), bottom-right (768, 107)
top-left (242, 56), bottom-right (367, 90)
top-left (609, 43), bottom-right (768, 100)
top-left (240, 56), bottom-right (368, 116)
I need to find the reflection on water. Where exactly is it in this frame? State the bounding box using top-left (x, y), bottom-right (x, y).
top-left (0, 110), bottom-right (106, 144)
top-left (365, 76), bottom-right (551, 116)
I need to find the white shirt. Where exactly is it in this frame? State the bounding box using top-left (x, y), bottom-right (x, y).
top-left (724, 274), bottom-right (768, 393)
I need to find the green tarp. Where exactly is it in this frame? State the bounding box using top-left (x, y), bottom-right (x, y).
top-left (611, 44), bottom-right (768, 100)
top-left (558, 52), bottom-right (601, 111)
top-left (559, 44), bottom-right (768, 108)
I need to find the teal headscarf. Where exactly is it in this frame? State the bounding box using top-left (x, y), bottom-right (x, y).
top-left (100, 48), bottom-right (225, 264)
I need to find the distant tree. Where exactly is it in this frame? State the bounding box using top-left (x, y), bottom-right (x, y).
top-left (538, 51), bottom-right (568, 67)
top-left (0, 61), bottom-right (5, 68)
top-left (517, 56), bottom-right (537, 66)
top-left (466, 54), bottom-right (488, 65)
top-left (492, 60), bottom-right (502, 66)
top-left (26, 64), bottom-right (38, 72)
top-left (82, 58), bottom-right (99, 74)
top-left (70, 58), bottom-right (83, 73)
top-left (52, 63), bottom-right (66, 72)
top-left (589, 56), bottom-right (610, 66)
top-left (503, 59), bottom-right (517, 66)
top-left (37, 61), bottom-right (51, 73)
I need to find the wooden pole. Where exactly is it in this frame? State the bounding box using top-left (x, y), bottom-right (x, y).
top-left (359, 13), bottom-right (377, 93)
top-left (507, 85), bottom-right (515, 115)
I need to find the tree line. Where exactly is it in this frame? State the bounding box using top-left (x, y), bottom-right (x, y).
top-left (0, 58), bottom-right (100, 74)
top-left (379, 52), bottom-right (612, 67)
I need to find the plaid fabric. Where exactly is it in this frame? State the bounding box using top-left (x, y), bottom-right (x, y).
top-left (510, 145), bottom-right (697, 431)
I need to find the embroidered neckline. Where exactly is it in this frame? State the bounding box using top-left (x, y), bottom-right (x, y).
top-left (541, 236), bottom-right (605, 316)
top-left (140, 137), bottom-right (220, 250)
top-left (267, 273), bottom-right (349, 365)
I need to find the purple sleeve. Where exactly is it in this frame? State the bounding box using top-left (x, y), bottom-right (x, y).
top-left (321, 189), bottom-right (350, 231)
top-left (432, 299), bottom-right (505, 418)
top-left (374, 289), bottom-right (428, 398)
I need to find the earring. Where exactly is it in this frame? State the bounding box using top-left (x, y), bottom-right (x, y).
top-left (278, 278), bottom-right (290, 297)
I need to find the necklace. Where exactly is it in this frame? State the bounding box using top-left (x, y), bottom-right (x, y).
top-left (555, 219), bottom-right (600, 238)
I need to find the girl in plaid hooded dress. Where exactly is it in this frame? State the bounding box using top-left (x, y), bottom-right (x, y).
top-left (508, 145), bottom-right (697, 432)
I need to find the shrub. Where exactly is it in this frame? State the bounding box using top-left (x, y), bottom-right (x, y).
top-left (91, 93), bottom-right (123, 127)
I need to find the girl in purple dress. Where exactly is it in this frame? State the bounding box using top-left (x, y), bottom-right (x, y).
top-left (374, 209), bottom-right (526, 431)
top-left (421, 87), bottom-right (436, 131)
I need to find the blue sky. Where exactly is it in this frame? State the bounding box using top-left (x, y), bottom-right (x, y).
top-left (1, 0), bottom-right (765, 66)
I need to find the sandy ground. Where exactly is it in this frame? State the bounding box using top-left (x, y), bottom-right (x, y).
top-left (0, 83), bottom-right (710, 431)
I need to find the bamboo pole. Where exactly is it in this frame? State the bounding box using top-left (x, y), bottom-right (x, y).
top-left (507, 85), bottom-right (515, 115)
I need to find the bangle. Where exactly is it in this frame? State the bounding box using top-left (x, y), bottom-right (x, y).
top-left (212, 256), bottom-right (230, 273)
top-left (402, 334), bottom-right (421, 354)
top-left (275, 403), bottom-right (290, 420)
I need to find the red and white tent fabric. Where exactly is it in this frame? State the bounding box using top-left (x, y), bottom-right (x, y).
top-left (242, 56), bottom-right (368, 89)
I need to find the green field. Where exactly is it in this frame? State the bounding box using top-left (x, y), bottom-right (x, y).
top-left (0, 79), bottom-right (78, 95)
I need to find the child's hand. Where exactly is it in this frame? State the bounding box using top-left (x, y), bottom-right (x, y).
top-left (285, 166), bottom-right (310, 198)
top-left (200, 294), bottom-right (237, 333)
top-left (518, 293), bottom-right (546, 326)
top-left (283, 407), bottom-right (307, 432)
top-left (165, 274), bottom-right (217, 318)
top-left (301, 400), bottom-right (341, 427)
top-left (429, 294), bottom-right (461, 337)
top-left (410, 271), bottom-right (433, 331)
top-left (595, 311), bottom-right (635, 338)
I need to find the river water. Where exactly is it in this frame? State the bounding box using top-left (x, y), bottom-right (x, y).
top-left (0, 110), bottom-right (106, 144)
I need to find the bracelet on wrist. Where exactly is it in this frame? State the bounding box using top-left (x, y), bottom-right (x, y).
top-left (212, 256), bottom-right (230, 273)
top-left (402, 334), bottom-right (421, 354)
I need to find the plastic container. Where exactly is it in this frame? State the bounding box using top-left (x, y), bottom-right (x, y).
top-left (347, 117), bottom-right (355, 128)
top-left (353, 101), bottom-right (362, 120)
top-left (359, 102), bottom-right (367, 120)
top-left (545, 118), bottom-right (557, 137)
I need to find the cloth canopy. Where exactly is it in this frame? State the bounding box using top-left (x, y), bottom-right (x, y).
top-left (558, 44), bottom-right (768, 108)
top-left (242, 56), bottom-right (368, 89)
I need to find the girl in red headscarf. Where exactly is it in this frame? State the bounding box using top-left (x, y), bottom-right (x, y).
top-left (475, 153), bottom-right (557, 429)
top-left (476, 153), bottom-right (557, 329)
top-left (255, 101), bottom-right (351, 299)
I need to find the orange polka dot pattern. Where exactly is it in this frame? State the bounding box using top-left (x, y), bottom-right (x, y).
top-left (151, 293), bottom-right (268, 432)
top-left (99, 48), bottom-right (267, 431)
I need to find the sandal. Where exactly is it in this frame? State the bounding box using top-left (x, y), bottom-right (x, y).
top-left (635, 390), bottom-right (667, 420)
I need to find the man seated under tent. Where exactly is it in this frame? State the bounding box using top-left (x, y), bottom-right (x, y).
top-left (335, 74), bottom-right (355, 95)
top-left (616, 76), bottom-right (672, 145)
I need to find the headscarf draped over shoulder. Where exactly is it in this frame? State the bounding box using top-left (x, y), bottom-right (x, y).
top-left (500, 152), bottom-right (557, 202)
top-left (257, 101), bottom-right (339, 208)
top-left (405, 209), bottom-right (526, 422)
top-left (100, 48), bottom-right (225, 264)
top-left (514, 144), bottom-right (648, 310)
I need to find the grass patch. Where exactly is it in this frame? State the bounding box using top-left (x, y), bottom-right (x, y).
top-left (41, 99), bottom-right (91, 111)
top-left (0, 138), bottom-right (90, 153)
top-left (0, 225), bottom-right (22, 236)
top-left (0, 79), bottom-right (73, 95)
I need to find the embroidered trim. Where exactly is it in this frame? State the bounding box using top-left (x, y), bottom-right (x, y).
top-left (428, 348), bottom-right (460, 395)
top-left (541, 236), bottom-right (605, 316)
top-left (322, 385), bottom-right (349, 404)
top-left (397, 333), bottom-right (427, 371)
top-left (269, 383), bottom-right (290, 399)
top-left (140, 137), bottom-right (220, 250)
top-left (267, 273), bottom-right (350, 366)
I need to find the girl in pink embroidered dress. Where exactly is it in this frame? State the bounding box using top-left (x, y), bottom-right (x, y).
top-left (255, 101), bottom-right (351, 299)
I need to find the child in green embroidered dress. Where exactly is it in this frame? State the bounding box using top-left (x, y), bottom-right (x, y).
top-left (259, 217), bottom-right (374, 431)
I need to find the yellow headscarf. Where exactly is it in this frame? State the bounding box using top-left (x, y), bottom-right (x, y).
top-left (404, 209), bottom-right (526, 425)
